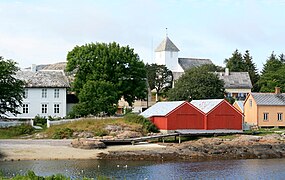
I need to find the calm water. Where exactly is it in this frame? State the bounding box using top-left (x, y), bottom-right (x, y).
top-left (1, 158), bottom-right (285, 179)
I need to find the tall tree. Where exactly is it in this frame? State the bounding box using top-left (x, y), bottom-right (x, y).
top-left (0, 57), bottom-right (24, 116)
top-left (243, 50), bottom-right (260, 91)
top-left (66, 42), bottom-right (147, 116)
top-left (258, 52), bottom-right (285, 92)
top-left (146, 64), bottom-right (173, 102)
top-left (224, 49), bottom-right (245, 71)
top-left (167, 65), bottom-right (225, 101)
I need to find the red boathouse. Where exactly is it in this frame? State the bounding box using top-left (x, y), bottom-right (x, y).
top-left (140, 99), bottom-right (243, 133)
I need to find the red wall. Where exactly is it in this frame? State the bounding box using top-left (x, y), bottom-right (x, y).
top-left (151, 103), bottom-right (204, 130)
top-left (207, 101), bottom-right (242, 130)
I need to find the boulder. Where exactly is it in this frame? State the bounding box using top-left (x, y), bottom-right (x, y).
top-left (116, 131), bottom-right (142, 139)
top-left (71, 138), bottom-right (106, 149)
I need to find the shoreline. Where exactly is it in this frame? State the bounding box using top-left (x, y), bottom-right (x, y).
top-left (1, 134), bottom-right (285, 162)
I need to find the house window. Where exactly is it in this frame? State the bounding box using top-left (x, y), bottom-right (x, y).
top-left (54, 89), bottom-right (59, 98)
top-left (227, 93), bottom-right (232, 97)
top-left (278, 113), bottom-right (283, 121)
top-left (23, 89), bottom-right (28, 99)
top-left (54, 104), bottom-right (60, 114)
top-left (22, 104), bottom-right (28, 114)
top-left (249, 99), bottom-right (252, 108)
top-left (42, 89), bottom-right (47, 98)
top-left (170, 51), bottom-right (173, 58)
top-left (263, 113), bottom-right (269, 121)
top-left (42, 104), bottom-right (48, 114)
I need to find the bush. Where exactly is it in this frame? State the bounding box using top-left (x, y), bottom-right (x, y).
top-left (34, 115), bottom-right (47, 127)
top-left (124, 113), bottom-right (159, 133)
top-left (52, 128), bottom-right (74, 139)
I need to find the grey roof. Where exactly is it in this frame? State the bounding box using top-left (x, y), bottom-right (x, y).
top-left (15, 70), bottom-right (70, 88)
top-left (216, 72), bottom-right (252, 89)
top-left (178, 58), bottom-right (212, 71)
top-left (140, 101), bottom-right (185, 118)
top-left (190, 99), bottom-right (223, 114)
top-left (155, 37), bottom-right (180, 52)
top-left (251, 93), bottom-right (285, 106)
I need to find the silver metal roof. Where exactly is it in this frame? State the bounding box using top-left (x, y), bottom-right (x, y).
top-left (15, 70), bottom-right (70, 88)
top-left (155, 36), bottom-right (180, 52)
top-left (178, 58), bottom-right (212, 71)
top-left (140, 101), bottom-right (185, 118)
top-left (216, 72), bottom-right (252, 89)
top-left (251, 93), bottom-right (285, 106)
top-left (190, 99), bottom-right (223, 114)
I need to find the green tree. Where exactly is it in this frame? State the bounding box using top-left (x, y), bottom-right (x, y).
top-left (258, 52), bottom-right (285, 92)
top-left (146, 64), bottom-right (173, 102)
top-left (243, 50), bottom-right (260, 91)
top-left (167, 65), bottom-right (225, 101)
top-left (224, 49), bottom-right (245, 71)
top-left (0, 57), bottom-right (24, 116)
top-left (66, 42), bottom-right (147, 116)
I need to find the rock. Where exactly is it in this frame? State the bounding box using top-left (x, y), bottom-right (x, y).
top-left (34, 133), bottom-right (48, 139)
top-left (116, 131), bottom-right (142, 139)
top-left (71, 138), bottom-right (106, 149)
top-left (73, 131), bottom-right (94, 138)
top-left (104, 125), bottom-right (122, 132)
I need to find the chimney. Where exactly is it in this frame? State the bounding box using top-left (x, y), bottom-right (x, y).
top-left (31, 64), bottom-right (37, 72)
top-left (275, 87), bottom-right (281, 94)
top-left (225, 68), bottom-right (229, 76)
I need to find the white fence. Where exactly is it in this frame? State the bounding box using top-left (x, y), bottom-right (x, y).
top-left (0, 120), bottom-right (33, 128)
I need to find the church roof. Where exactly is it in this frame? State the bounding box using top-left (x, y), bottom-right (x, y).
top-left (178, 58), bottom-right (213, 71)
top-left (155, 36), bottom-right (180, 52)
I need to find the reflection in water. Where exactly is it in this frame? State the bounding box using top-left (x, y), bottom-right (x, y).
top-left (1, 159), bottom-right (285, 179)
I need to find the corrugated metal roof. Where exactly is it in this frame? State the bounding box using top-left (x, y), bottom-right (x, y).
top-left (216, 72), bottom-right (252, 89)
top-left (178, 58), bottom-right (212, 71)
top-left (15, 70), bottom-right (70, 88)
top-left (140, 101), bottom-right (185, 118)
top-left (190, 99), bottom-right (223, 114)
top-left (155, 37), bottom-right (180, 52)
top-left (251, 93), bottom-right (285, 106)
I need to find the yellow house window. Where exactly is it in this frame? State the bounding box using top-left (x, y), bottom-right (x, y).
top-left (278, 113), bottom-right (283, 121)
top-left (249, 99), bottom-right (252, 108)
top-left (263, 113), bottom-right (269, 121)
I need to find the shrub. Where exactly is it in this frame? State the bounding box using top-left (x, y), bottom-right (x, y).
top-left (52, 128), bottom-right (74, 139)
top-left (124, 113), bottom-right (159, 133)
top-left (14, 124), bottom-right (34, 135)
top-left (34, 115), bottom-right (47, 127)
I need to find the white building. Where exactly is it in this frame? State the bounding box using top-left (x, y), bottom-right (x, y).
top-left (7, 68), bottom-right (70, 119)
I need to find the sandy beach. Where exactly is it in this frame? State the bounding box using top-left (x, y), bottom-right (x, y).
top-left (0, 139), bottom-right (166, 161)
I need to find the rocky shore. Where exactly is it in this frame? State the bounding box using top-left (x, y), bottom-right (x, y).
top-left (98, 134), bottom-right (285, 161)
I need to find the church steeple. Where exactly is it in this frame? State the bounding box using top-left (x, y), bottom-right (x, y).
top-left (154, 35), bottom-right (183, 73)
top-left (155, 36), bottom-right (180, 52)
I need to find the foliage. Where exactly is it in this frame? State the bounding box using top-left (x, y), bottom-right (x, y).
top-left (0, 57), bottom-right (24, 116)
top-left (71, 81), bottom-right (118, 117)
top-left (0, 124), bottom-right (34, 139)
top-left (66, 42), bottom-right (147, 116)
top-left (52, 128), bottom-right (74, 139)
top-left (258, 52), bottom-right (285, 92)
top-left (34, 115), bottom-right (47, 127)
top-left (124, 113), bottom-right (159, 133)
top-left (94, 129), bottom-right (109, 137)
top-left (224, 49), bottom-right (260, 91)
top-left (167, 65), bottom-right (225, 101)
top-left (146, 63), bottom-right (173, 101)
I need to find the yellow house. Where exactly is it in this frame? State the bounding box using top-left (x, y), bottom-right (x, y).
top-left (233, 101), bottom-right (244, 113)
top-left (244, 87), bottom-right (285, 128)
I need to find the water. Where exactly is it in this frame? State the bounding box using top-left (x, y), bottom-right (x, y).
top-left (1, 158), bottom-right (285, 179)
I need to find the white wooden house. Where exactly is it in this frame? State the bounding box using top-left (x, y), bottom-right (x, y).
top-left (7, 68), bottom-right (70, 119)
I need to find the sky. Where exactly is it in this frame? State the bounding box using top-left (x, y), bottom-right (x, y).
top-left (1, 0), bottom-right (285, 72)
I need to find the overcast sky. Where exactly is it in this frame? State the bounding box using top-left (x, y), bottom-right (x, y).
top-left (1, 0), bottom-right (285, 71)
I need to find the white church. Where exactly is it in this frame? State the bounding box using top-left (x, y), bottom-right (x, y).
top-left (154, 35), bottom-right (212, 80)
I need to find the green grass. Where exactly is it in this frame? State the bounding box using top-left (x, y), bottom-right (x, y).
top-left (0, 124), bottom-right (34, 139)
top-left (43, 117), bottom-right (144, 139)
